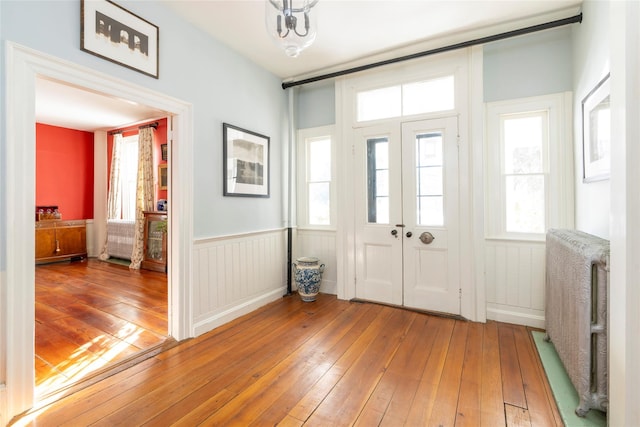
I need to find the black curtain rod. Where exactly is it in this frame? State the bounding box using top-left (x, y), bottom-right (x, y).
top-left (282, 13), bottom-right (582, 90)
top-left (139, 122), bottom-right (159, 130)
top-left (108, 121), bottom-right (158, 135)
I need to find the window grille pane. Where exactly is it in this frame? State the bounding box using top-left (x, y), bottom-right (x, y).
top-left (403, 75), bottom-right (455, 116)
top-left (308, 137), bottom-right (331, 182)
top-left (416, 132), bottom-right (443, 226)
top-left (375, 141), bottom-right (389, 169)
top-left (418, 196), bottom-right (443, 226)
top-left (367, 137), bottom-right (389, 223)
top-left (503, 115), bottom-right (544, 174)
top-left (417, 133), bottom-right (443, 166)
top-left (357, 86), bottom-right (401, 122)
top-left (418, 166), bottom-right (443, 196)
top-left (120, 136), bottom-right (139, 221)
top-left (376, 170), bottom-right (389, 196)
top-left (308, 182), bottom-right (330, 225)
top-left (376, 197), bottom-right (389, 224)
top-left (505, 175), bottom-right (545, 233)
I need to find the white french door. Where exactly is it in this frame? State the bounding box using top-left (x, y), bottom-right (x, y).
top-left (354, 116), bottom-right (460, 315)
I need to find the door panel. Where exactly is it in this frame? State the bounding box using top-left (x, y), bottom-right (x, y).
top-left (354, 125), bottom-right (403, 306)
top-left (402, 118), bottom-right (460, 314)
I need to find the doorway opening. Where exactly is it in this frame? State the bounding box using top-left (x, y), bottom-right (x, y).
top-left (5, 42), bottom-right (193, 420)
top-left (34, 108), bottom-right (173, 399)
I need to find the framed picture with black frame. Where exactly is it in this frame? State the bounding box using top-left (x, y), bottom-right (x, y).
top-left (582, 73), bottom-right (610, 182)
top-left (81, 0), bottom-right (159, 78)
top-left (223, 123), bottom-right (270, 198)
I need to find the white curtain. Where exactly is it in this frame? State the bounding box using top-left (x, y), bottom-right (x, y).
top-left (98, 133), bottom-right (124, 260)
top-left (129, 127), bottom-right (155, 269)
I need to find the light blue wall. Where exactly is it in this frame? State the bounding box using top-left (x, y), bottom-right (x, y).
top-left (0, 0), bottom-right (288, 239)
top-left (572, 1), bottom-right (610, 239)
top-left (293, 26), bottom-right (573, 128)
top-left (296, 80), bottom-right (335, 129)
top-left (483, 26), bottom-right (573, 102)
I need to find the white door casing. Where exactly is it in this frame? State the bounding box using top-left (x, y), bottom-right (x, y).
top-left (3, 42), bottom-right (194, 421)
top-left (336, 47), bottom-right (484, 324)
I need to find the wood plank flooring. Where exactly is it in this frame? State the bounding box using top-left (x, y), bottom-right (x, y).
top-left (35, 259), bottom-right (169, 398)
top-left (18, 290), bottom-right (562, 426)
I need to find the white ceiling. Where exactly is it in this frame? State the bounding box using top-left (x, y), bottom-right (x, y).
top-left (36, 0), bottom-right (582, 131)
top-left (165, 0), bottom-right (583, 80)
top-left (36, 78), bottom-right (167, 131)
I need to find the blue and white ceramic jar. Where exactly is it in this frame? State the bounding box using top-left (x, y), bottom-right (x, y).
top-left (293, 257), bottom-right (325, 302)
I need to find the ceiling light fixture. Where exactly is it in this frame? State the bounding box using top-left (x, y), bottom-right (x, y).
top-left (265, 0), bottom-right (319, 58)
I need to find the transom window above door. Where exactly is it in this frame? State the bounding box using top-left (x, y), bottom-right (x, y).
top-left (356, 75), bottom-right (455, 122)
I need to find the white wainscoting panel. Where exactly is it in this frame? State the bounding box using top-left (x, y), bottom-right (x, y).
top-left (485, 239), bottom-right (546, 328)
top-left (295, 229), bottom-right (337, 295)
top-left (192, 229), bottom-right (287, 336)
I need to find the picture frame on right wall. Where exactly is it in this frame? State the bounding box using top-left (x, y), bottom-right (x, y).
top-left (582, 73), bottom-right (611, 182)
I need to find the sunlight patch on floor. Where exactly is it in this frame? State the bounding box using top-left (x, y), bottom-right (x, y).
top-left (36, 323), bottom-right (144, 398)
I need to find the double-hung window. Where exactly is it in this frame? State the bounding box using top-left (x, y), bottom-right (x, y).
top-left (297, 126), bottom-right (335, 228)
top-left (501, 111), bottom-right (548, 234)
top-left (486, 93), bottom-right (573, 239)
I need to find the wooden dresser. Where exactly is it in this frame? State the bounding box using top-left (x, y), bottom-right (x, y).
top-left (35, 219), bottom-right (87, 264)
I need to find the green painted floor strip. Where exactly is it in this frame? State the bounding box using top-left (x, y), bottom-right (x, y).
top-left (531, 331), bottom-right (606, 427)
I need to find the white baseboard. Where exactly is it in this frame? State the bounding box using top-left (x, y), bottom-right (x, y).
top-left (486, 304), bottom-right (545, 329)
top-left (320, 280), bottom-right (337, 296)
top-left (192, 287), bottom-right (286, 337)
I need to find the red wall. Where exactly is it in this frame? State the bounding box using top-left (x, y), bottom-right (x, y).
top-left (106, 118), bottom-right (168, 206)
top-left (36, 123), bottom-right (94, 220)
top-left (155, 118), bottom-right (169, 202)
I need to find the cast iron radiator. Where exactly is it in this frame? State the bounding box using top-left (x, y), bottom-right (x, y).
top-left (103, 219), bottom-right (135, 260)
top-left (544, 229), bottom-right (609, 416)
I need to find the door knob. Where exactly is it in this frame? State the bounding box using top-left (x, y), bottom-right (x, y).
top-left (391, 229), bottom-right (398, 236)
top-left (406, 231), bottom-right (413, 238)
top-left (419, 231), bottom-right (435, 244)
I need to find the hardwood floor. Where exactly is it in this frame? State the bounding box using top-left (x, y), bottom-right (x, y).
top-left (35, 259), bottom-right (169, 399)
top-left (18, 292), bottom-right (561, 426)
